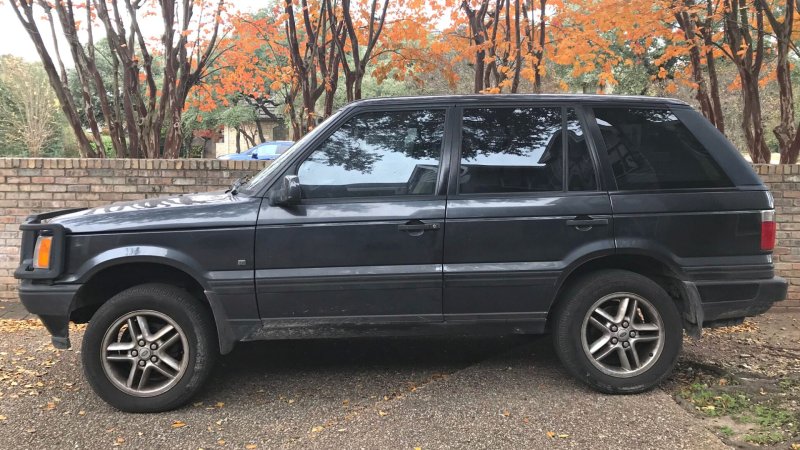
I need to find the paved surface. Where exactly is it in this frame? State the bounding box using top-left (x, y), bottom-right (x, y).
top-left (0, 319), bottom-right (725, 449)
top-left (0, 302), bottom-right (33, 320)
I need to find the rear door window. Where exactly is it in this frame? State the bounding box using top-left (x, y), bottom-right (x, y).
top-left (458, 106), bottom-right (597, 194)
top-left (459, 107), bottom-right (564, 194)
top-left (566, 109), bottom-right (597, 191)
top-left (592, 107), bottom-right (731, 190)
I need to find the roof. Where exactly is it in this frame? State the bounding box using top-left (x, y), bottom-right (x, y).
top-left (346, 94), bottom-right (689, 108)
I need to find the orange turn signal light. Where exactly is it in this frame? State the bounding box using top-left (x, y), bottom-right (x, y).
top-left (33, 236), bottom-right (53, 269)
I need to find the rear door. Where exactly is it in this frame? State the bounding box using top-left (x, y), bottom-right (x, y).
top-left (443, 104), bottom-right (614, 326)
top-left (255, 106), bottom-right (453, 324)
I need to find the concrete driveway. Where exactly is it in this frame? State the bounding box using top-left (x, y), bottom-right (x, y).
top-left (0, 321), bottom-right (725, 449)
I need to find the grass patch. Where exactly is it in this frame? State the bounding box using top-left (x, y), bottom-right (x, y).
top-left (679, 382), bottom-right (750, 417)
top-left (716, 425), bottom-right (734, 437)
top-left (677, 378), bottom-right (799, 447)
top-left (743, 430), bottom-right (785, 445)
top-left (779, 378), bottom-right (800, 392)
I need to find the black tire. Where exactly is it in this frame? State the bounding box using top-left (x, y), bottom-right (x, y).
top-left (82, 283), bottom-right (218, 412)
top-left (552, 269), bottom-right (682, 394)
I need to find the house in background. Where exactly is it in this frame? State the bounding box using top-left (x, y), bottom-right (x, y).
top-left (214, 109), bottom-right (288, 158)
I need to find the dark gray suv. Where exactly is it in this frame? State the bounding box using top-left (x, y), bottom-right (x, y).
top-left (15, 95), bottom-right (786, 412)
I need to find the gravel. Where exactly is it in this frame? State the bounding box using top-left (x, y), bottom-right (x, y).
top-left (0, 321), bottom-right (726, 449)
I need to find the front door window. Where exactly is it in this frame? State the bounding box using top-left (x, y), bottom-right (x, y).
top-left (297, 109), bottom-right (447, 199)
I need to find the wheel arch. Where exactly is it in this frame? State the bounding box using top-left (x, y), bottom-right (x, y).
top-left (548, 252), bottom-right (701, 334)
top-left (70, 258), bottom-right (235, 354)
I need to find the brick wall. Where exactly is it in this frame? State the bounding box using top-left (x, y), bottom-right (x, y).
top-left (752, 164), bottom-right (800, 311)
top-left (0, 158), bottom-right (797, 311)
top-left (0, 158), bottom-right (268, 301)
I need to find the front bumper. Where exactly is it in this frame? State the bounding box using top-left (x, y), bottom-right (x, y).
top-left (697, 275), bottom-right (787, 324)
top-left (18, 281), bottom-right (81, 349)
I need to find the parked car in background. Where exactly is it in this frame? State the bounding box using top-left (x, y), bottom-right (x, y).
top-left (15, 94), bottom-right (786, 413)
top-left (217, 140), bottom-right (294, 160)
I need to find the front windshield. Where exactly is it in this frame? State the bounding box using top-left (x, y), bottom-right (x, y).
top-left (240, 110), bottom-right (344, 193)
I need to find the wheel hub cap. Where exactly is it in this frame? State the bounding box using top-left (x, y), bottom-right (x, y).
top-left (580, 292), bottom-right (665, 378)
top-left (101, 310), bottom-right (189, 397)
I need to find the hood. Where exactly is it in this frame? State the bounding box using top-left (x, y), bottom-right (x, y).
top-left (50, 191), bottom-right (261, 234)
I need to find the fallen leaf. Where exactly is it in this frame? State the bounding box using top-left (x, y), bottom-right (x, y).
top-left (215, 402), bottom-right (224, 408)
top-left (558, 434), bottom-right (569, 439)
top-left (378, 410), bottom-right (389, 417)
top-left (217, 440), bottom-right (225, 445)
top-left (171, 420), bottom-right (186, 429)
top-left (501, 410), bottom-right (510, 417)
top-left (546, 431), bottom-right (556, 439)
top-left (311, 426), bottom-right (324, 433)
top-left (0, 415), bottom-right (6, 421)
top-left (245, 444), bottom-right (257, 449)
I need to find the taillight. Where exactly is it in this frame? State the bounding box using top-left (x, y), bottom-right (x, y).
top-left (33, 235), bottom-right (53, 269)
top-left (761, 210), bottom-right (776, 251)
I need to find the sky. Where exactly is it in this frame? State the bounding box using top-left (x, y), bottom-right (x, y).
top-left (0, 0), bottom-right (267, 64)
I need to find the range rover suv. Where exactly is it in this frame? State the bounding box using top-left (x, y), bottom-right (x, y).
top-left (15, 95), bottom-right (786, 412)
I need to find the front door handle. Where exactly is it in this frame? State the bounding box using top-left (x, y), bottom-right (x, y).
top-left (566, 217), bottom-right (609, 230)
top-left (398, 221), bottom-right (441, 232)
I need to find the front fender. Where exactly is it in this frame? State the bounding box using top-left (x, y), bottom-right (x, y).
top-left (64, 245), bottom-right (211, 289)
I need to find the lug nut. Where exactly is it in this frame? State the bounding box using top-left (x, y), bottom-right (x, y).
top-left (138, 360), bottom-right (146, 367)
top-left (150, 356), bottom-right (158, 363)
top-left (150, 343), bottom-right (158, 350)
top-left (131, 350), bottom-right (138, 357)
top-left (611, 338), bottom-right (618, 344)
top-left (610, 325), bottom-right (618, 332)
top-left (138, 340), bottom-right (145, 347)
top-left (622, 342), bottom-right (630, 348)
top-left (629, 331), bottom-right (636, 338)
top-left (622, 321), bottom-right (629, 328)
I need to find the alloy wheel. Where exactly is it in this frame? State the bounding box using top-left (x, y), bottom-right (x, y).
top-left (580, 292), bottom-right (665, 378)
top-left (101, 310), bottom-right (189, 397)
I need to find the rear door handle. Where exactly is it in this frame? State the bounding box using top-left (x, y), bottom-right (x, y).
top-left (566, 217), bottom-right (609, 229)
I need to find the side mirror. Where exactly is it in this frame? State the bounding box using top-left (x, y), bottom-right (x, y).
top-left (251, 152), bottom-right (259, 159)
top-left (268, 175), bottom-right (301, 206)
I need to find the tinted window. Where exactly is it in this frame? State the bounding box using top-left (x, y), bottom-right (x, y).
top-left (459, 107), bottom-right (563, 194)
top-left (566, 109), bottom-right (597, 191)
top-left (593, 107), bottom-right (731, 190)
top-left (297, 109), bottom-right (445, 199)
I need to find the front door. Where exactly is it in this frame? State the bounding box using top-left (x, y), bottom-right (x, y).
top-left (255, 107), bottom-right (451, 324)
top-left (443, 105), bottom-right (614, 327)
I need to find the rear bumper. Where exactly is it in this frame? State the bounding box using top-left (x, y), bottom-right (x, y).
top-left (697, 276), bottom-right (787, 324)
top-left (18, 281), bottom-right (81, 349)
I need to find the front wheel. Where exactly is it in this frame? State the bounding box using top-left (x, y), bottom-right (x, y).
top-left (552, 270), bottom-right (682, 394)
top-left (82, 283), bottom-right (218, 412)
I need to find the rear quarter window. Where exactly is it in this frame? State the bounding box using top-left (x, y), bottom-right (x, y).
top-left (593, 107), bottom-right (731, 190)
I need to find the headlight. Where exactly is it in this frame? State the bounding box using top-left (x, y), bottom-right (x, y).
top-left (33, 235), bottom-right (53, 269)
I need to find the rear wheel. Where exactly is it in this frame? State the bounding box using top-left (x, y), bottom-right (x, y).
top-left (552, 270), bottom-right (682, 394)
top-left (82, 283), bottom-right (217, 412)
